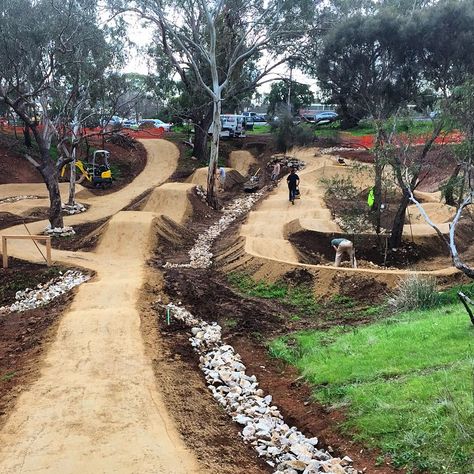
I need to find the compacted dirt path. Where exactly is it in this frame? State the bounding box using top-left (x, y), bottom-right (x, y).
top-left (240, 147), bottom-right (458, 278)
top-left (0, 140), bottom-right (201, 473)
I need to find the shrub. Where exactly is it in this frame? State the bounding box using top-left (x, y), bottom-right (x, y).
top-left (389, 275), bottom-right (440, 311)
top-left (273, 115), bottom-right (314, 152)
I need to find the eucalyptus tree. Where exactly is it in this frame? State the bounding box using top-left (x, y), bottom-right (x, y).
top-left (0, 0), bottom-right (121, 229)
top-left (112, 0), bottom-right (316, 207)
top-left (266, 80), bottom-right (314, 117)
top-left (386, 0), bottom-right (474, 250)
top-left (317, 12), bottom-right (419, 233)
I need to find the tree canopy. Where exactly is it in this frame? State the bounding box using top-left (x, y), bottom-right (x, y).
top-left (266, 80), bottom-right (314, 117)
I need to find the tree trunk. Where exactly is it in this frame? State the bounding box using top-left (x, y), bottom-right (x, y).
top-left (338, 99), bottom-right (359, 130)
top-left (193, 108), bottom-right (213, 162)
top-left (68, 148), bottom-right (76, 206)
top-left (388, 190), bottom-right (410, 250)
top-left (373, 154), bottom-right (384, 234)
top-left (444, 167), bottom-right (460, 206)
top-left (39, 157), bottom-right (64, 228)
top-left (372, 128), bottom-right (386, 235)
top-left (68, 120), bottom-right (81, 206)
top-left (23, 125), bottom-right (32, 148)
top-left (207, 97), bottom-right (221, 209)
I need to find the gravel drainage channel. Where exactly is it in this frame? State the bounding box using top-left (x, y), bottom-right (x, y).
top-left (0, 270), bottom-right (90, 314)
top-left (164, 302), bottom-right (357, 474)
top-left (164, 189), bottom-right (266, 269)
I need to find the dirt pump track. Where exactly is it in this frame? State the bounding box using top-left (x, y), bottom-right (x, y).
top-left (0, 140), bottom-right (202, 473)
top-left (0, 139), bottom-right (466, 473)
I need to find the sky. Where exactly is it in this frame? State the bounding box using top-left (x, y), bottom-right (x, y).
top-left (122, 15), bottom-right (318, 99)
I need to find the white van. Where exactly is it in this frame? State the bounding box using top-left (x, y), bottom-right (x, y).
top-left (209, 114), bottom-right (246, 138)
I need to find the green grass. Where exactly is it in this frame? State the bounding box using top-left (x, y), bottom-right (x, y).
top-left (228, 273), bottom-right (320, 316)
top-left (270, 306), bottom-right (474, 473)
top-left (0, 372), bottom-right (16, 382)
top-left (315, 119), bottom-right (440, 138)
top-left (247, 125), bottom-right (271, 135)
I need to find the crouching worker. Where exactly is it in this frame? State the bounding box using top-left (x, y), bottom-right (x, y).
top-left (331, 238), bottom-right (357, 268)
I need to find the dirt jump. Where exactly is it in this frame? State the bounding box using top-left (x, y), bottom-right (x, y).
top-left (0, 140), bottom-right (201, 473)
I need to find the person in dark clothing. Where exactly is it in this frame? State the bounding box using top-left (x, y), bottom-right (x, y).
top-left (286, 168), bottom-right (300, 204)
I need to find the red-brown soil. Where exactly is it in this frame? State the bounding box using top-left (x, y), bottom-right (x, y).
top-left (0, 133), bottom-right (43, 184)
top-left (140, 270), bottom-right (270, 474)
top-left (160, 266), bottom-right (401, 474)
top-left (0, 259), bottom-right (75, 429)
top-left (68, 139), bottom-right (147, 195)
top-left (0, 130), bottom-right (147, 194)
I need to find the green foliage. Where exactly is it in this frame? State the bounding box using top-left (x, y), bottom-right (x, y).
top-left (0, 372), bottom-right (16, 382)
top-left (270, 305), bottom-right (474, 473)
top-left (228, 273), bottom-right (320, 316)
top-left (320, 172), bottom-right (373, 233)
top-left (272, 116), bottom-right (314, 152)
top-left (316, 12), bottom-right (419, 121)
top-left (247, 125), bottom-right (271, 135)
top-left (389, 275), bottom-right (441, 312)
top-left (266, 80), bottom-right (314, 117)
top-left (320, 176), bottom-right (358, 201)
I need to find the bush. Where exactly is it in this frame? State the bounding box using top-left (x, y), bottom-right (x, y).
top-left (321, 176), bottom-right (359, 201)
top-left (389, 275), bottom-right (440, 311)
top-left (273, 115), bottom-right (314, 152)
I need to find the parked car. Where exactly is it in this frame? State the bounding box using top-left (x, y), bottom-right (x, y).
top-left (429, 110), bottom-right (440, 119)
top-left (243, 112), bottom-right (267, 125)
top-left (314, 111), bottom-right (338, 123)
top-left (139, 119), bottom-right (173, 131)
top-left (122, 119), bottom-right (138, 129)
top-left (101, 115), bottom-right (123, 127)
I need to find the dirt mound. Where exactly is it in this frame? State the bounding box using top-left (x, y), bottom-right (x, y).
top-left (0, 134), bottom-right (43, 184)
top-left (332, 273), bottom-right (388, 301)
top-left (143, 182), bottom-right (194, 223)
top-left (164, 268), bottom-right (284, 336)
top-left (51, 217), bottom-right (109, 252)
top-left (186, 167), bottom-right (246, 191)
top-left (229, 150), bottom-right (256, 176)
top-left (153, 215), bottom-right (196, 255)
top-left (95, 211), bottom-right (157, 258)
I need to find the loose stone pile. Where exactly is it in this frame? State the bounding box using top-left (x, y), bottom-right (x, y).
top-left (0, 270), bottom-right (90, 314)
top-left (166, 303), bottom-right (358, 474)
top-left (195, 185), bottom-right (207, 202)
top-left (165, 189), bottom-right (265, 269)
top-left (62, 202), bottom-right (87, 215)
top-left (0, 195), bottom-right (40, 204)
top-left (320, 147), bottom-right (360, 154)
top-left (44, 224), bottom-right (75, 237)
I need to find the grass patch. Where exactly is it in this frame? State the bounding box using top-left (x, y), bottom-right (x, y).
top-left (0, 372), bottom-right (16, 382)
top-left (317, 119), bottom-right (442, 138)
top-left (228, 273), bottom-right (320, 316)
top-left (247, 125), bottom-right (271, 135)
top-left (270, 305), bottom-right (474, 473)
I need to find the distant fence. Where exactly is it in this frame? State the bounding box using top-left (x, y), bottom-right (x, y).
top-left (341, 131), bottom-right (464, 150)
top-left (0, 123), bottom-right (166, 140)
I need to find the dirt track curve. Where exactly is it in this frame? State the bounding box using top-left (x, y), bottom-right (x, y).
top-left (240, 147), bottom-right (458, 278)
top-left (0, 140), bottom-right (202, 473)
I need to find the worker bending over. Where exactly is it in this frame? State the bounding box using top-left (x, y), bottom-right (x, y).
top-left (331, 238), bottom-right (357, 268)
